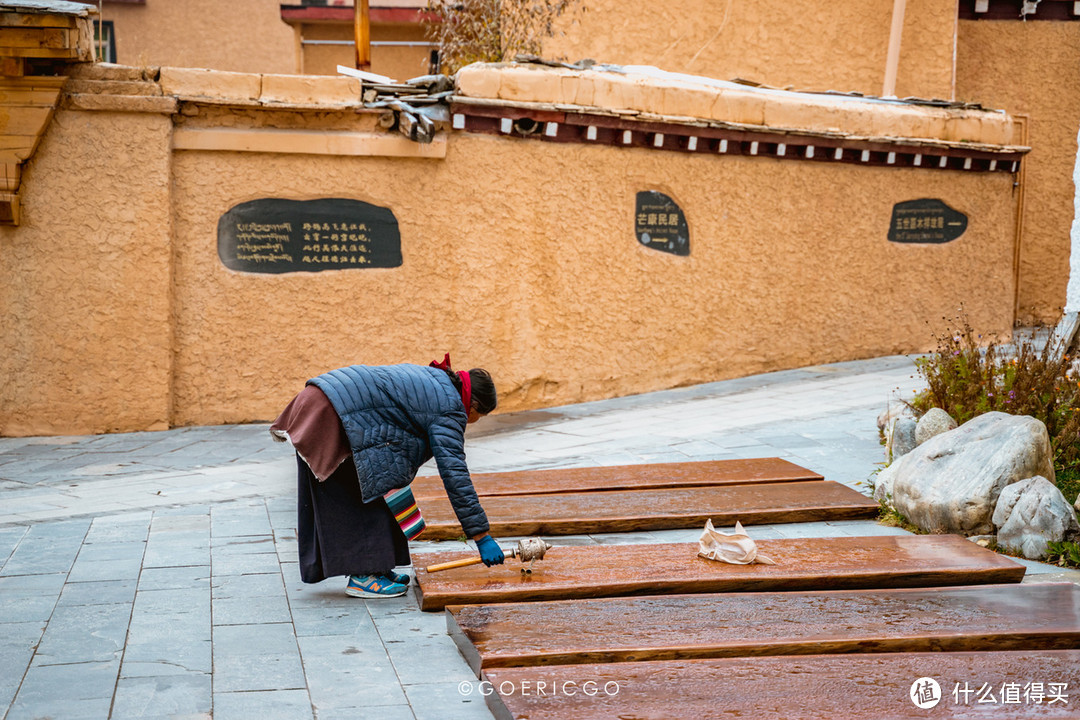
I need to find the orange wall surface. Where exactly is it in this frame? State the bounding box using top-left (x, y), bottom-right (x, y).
top-left (0, 69), bottom-right (1020, 436)
top-left (545, 0), bottom-right (958, 99)
top-left (956, 20), bottom-right (1080, 325)
top-left (0, 109), bottom-right (175, 436)
top-left (99, 0), bottom-right (295, 73)
top-left (169, 131), bottom-right (1017, 429)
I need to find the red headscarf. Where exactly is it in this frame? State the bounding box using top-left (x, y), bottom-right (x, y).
top-left (430, 353), bottom-right (471, 412)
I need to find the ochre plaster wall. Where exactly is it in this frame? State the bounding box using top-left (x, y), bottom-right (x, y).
top-left (956, 21), bottom-right (1080, 325)
top-left (99, 0), bottom-right (295, 73)
top-left (168, 133), bottom-right (1017, 427)
top-left (0, 109), bottom-right (174, 436)
top-left (544, 0), bottom-right (957, 99)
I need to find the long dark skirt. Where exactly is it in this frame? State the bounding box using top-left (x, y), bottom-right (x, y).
top-left (296, 454), bottom-right (411, 583)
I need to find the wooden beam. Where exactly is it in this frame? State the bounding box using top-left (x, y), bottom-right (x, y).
top-left (417, 481), bottom-right (878, 540)
top-left (411, 458), bottom-right (823, 499)
top-left (448, 583), bottom-right (1080, 672)
top-left (354, 0), bottom-right (370, 69)
top-left (482, 650), bottom-right (1080, 720)
top-left (882, 0), bottom-right (908, 97)
top-left (414, 534), bottom-right (1025, 611)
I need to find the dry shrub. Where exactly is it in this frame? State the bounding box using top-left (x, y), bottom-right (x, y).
top-left (425, 0), bottom-right (582, 74)
top-left (910, 311), bottom-right (1080, 502)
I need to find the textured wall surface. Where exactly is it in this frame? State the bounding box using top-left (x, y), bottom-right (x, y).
top-left (100, 0), bottom-right (295, 74)
top-left (544, 0), bottom-right (958, 100)
top-left (168, 133), bottom-right (1017, 428)
top-left (0, 109), bottom-right (174, 436)
top-left (956, 21), bottom-right (1080, 324)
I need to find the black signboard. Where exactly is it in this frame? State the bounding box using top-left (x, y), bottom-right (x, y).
top-left (217, 198), bottom-right (402, 273)
top-left (635, 191), bottom-right (689, 256)
top-left (888, 199), bottom-right (968, 244)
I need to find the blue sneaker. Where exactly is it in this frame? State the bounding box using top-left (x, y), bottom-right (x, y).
top-left (382, 570), bottom-right (410, 586)
top-left (346, 574), bottom-right (407, 598)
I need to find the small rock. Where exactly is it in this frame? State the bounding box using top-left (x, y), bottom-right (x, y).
top-left (886, 417), bottom-right (917, 462)
top-left (993, 476), bottom-right (1080, 559)
top-left (966, 534), bottom-right (995, 548)
top-left (915, 408), bottom-right (958, 446)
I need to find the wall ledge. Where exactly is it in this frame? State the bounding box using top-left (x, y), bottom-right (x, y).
top-left (172, 126), bottom-right (446, 158)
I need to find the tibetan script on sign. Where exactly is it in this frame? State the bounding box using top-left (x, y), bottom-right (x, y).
top-left (888, 199), bottom-right (968, 244)
top-left (217, 198), bottom-right (402, 273)
top-left (635, 191), bottom-right (689, 256)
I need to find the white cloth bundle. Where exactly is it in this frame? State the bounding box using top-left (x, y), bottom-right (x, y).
top-left (698, 520), bottom-right (776, 565)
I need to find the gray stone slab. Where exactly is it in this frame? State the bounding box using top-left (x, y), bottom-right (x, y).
top-left (297, 633), bottom-right (408, 710)
top-left (110, 673), bottom-right (212, 720)
top-left (405, 681), bottom-right (497, 720)
top-left (143, 533), bottom-right (211, 568)
top-left (212, 571), bottom-right (284, 599)
top-left (137, 565), bottom-right (211, 591)
top-left (0, 621), bottom-right (46, 713)
top-left (57, 578), bottom-right (138, 606)
top-left (34, 601), bottom-right (131, 665)
top-left (212, 622), bottom-right (306, 693)
top-left (0, 572), bottom-right (65, 621)
top-left (67, 554), bottom-right (145, 583)
top-left (1, 526), bottom-right (86, 576)
top-left (0, 525), bottom-right (27, 567)
top-left (83, 513), bottom-right (152, 543)
top-left (6, 659), bottom-right (119, 720)
top-left (213, 593), bottom-right (293, 626)
top-left (213, 689), bottom-right (314, 720)
top-left (211, 535), bottom-right (276, 556)
top-left (315, 706), bottom-right (415, 720)
top-left (212, 551), bottom-right (281, 576)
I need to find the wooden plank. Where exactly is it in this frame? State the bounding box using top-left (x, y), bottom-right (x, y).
top-left (0, 27), bottom-right (70, 49)
top-left (0, 14), bottom-right (80, 30)
top-left (447, 583), bottom-right (1080, 672)
top-left (417, 481), bottom-right (877, 540)
top-left (411, 458), bottom-right (823, 499)
top-left (481, 650), bottom-right (1080, 720)
top-left (414, 534), bottom-right (1025, 611)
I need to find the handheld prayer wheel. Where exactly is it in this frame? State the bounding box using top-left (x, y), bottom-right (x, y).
top-left (425, 537), bottom-right (553, 574)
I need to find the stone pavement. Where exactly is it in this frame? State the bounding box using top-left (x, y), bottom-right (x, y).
top-left (1, 355), bottom-right (1077, 719)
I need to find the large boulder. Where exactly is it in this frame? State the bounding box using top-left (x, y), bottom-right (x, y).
top-left (915, 407), bottom-right (957, 446)
top-left (874, 412), bottom-right (1054, 535)
top-left (992, 476), bottom-right (1080, 559)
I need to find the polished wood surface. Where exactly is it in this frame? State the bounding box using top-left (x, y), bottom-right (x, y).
top-left (417, 481), bottom-right (877, 540)
top-left (447, 583), bottom-right (1080, 672)
top-left (481, 650), bottom-right (1080, 720)
top-left (414, 534), bottom-right (1026, 611)
top-left (411, 458), bottom-right (823, 499)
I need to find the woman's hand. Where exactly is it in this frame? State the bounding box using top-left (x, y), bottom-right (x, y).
top-left (474, 534), bottom-right (505, 566)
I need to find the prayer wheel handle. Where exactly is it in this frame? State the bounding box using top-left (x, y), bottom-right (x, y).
top-left (424, 537), bottom-right (552, 573)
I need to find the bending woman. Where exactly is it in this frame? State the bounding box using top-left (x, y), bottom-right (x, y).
top-left (271, 356), bottom-right (504, 598)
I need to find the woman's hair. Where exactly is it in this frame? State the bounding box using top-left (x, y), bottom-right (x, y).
top-left (440, 367), bottom-right (498, 415)
top-left (468, 368), bottom-right (497, 415)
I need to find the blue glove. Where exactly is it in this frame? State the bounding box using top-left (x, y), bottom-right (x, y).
top-left (476, 535), bottom-right (505, 567)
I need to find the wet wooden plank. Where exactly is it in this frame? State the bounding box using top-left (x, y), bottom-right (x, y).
top-left (417, 481), bottom-right (877, 540)
top-left (411, 458), bottom-right (823, 499)
top-left (414, 534), bottom-right (1025, 611)
top-left (481, 650), bottom-right (1080, 720)
top-left (447, 583), bottom-right (1080, 672)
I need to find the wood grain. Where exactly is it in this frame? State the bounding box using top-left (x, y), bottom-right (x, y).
top-left (417, 481), bottom-right (877, 540)
top-left (481, 650), bottom-right (1080, 720)
top-left (414, 534), bottom-right (1026, 611)
top-left (411, 457), bottom-right (823, 499)
top-left (447, 583), bottom-right (1080, 672)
